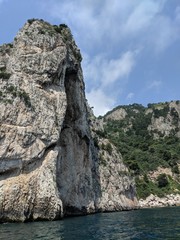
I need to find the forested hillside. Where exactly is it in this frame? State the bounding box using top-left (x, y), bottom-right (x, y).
top-left (97, 101), bottom-right (180, 199)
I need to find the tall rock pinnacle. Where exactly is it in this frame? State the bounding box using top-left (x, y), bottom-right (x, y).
top-left (0, 19), bottom-right (138, 222)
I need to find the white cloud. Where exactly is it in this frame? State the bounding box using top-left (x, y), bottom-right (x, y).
top-left (86, 88), bottom-right (115, 116)
top-left (148, 15), bottom-right (180, 52)
top-left (126, 92), bottom-right (134, 100)
top-left (102, 51), bottom-right (136, 86)
top-left (83, 50), bottom-right (137, 115)
top-left (44, 0), bottom-right (175, 51)
top-left (42, 0), bottom-right (180, 54)
top-left (39, 0), bottom-right (180, 57)
top-left (147, 80), bottom-right (162, 89)
top-left (123, 1), bottom-right (163, 34)
top-left (83, 51), bottom-right (136, 87)
top-left (175, 6), bottom-right (180, 22)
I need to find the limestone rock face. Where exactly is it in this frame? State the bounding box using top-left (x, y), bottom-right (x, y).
top-left (105, 108), bottom-right (127, 121)
top-left (88, 112), bottom-right (138, 211)
top-left (139, 194), bottom-right (180, 208)
top-left (147, 101), bottom-right (180, 138)
top-left (97, 138), bottom-right (138, 211)
top-left (0, 20), bottom-right (138, 222)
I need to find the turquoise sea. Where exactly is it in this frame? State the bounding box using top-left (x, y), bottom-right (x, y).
top-left (0, 207), bottom-right (179, 240)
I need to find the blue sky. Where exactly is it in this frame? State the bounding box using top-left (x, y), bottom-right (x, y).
top-left (0, 0), bottom-right (180, 115)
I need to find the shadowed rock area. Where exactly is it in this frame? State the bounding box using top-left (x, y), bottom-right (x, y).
top-left (0, 19), bottom-right (138, 222)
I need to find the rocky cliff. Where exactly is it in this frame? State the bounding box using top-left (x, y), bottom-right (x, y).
top-left (0, 19), bottom-right (138, 222)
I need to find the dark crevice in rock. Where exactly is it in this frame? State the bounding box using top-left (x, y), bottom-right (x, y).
top-left (63, 70), bottom-right (81, 122)
top-left (0, 141), bottom-right (58, 180)
top-left (64, 206), bottom-right (88, 217)
top-left (0, 166), bottom-right (21, 181)
top-left (22, 142), bottom-right (57, 174)
top-left (56, 66), bottom-right (102, 216)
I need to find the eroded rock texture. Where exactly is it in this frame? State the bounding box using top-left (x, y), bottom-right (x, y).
top-left (0, 20), bottom-right (138, 222)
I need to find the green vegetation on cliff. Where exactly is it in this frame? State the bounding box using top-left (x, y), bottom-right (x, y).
top-left (101, 102), bottom-right (180, 199)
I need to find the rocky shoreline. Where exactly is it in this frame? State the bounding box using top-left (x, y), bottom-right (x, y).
top-left (139, 194), bottom-right (180, 208)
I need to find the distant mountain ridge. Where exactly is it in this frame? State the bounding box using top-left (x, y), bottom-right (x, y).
top-left (105, 101), bottom-right (180, 139)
